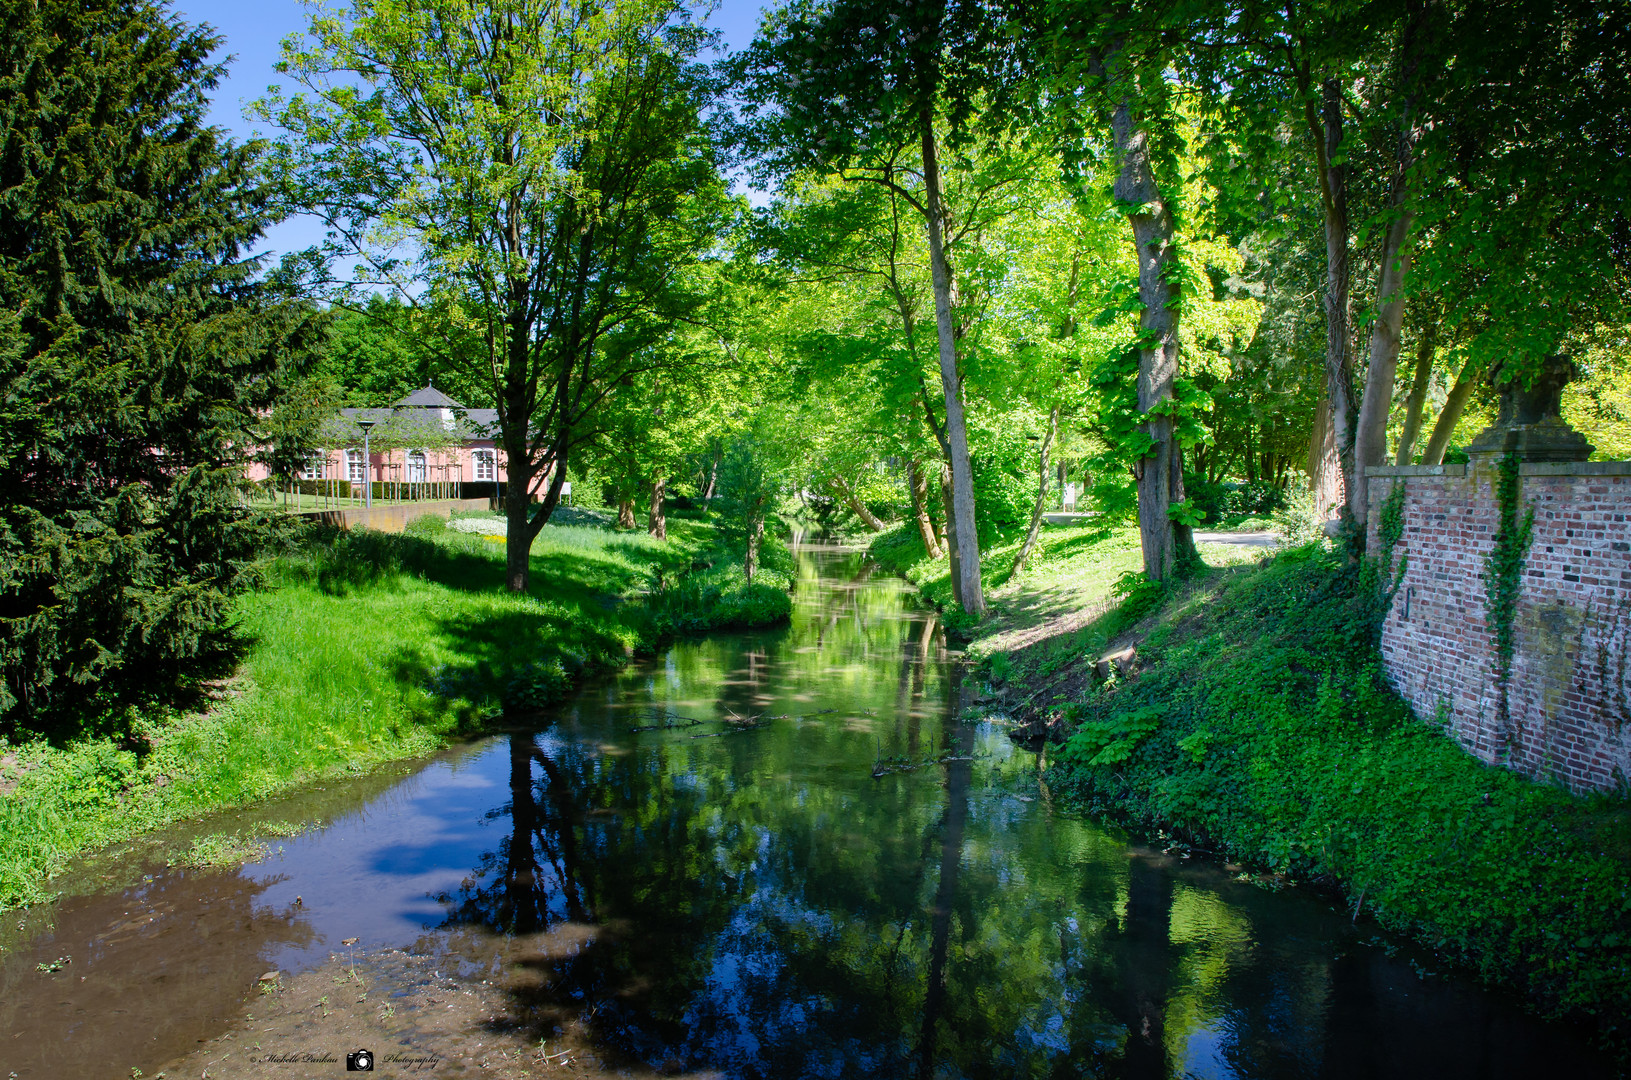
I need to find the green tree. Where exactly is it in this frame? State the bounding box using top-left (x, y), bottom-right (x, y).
top-left (1187, 0), bottom-right (1631, 536)
top-left (260, 0), bottom-right (733, 591)
top-left (735, 0), bottom-right (1035, 616)
top-left (716, 412), bottom-right (800, 583)
top-left (316, 295), bottom-right (484, 407)
top-left (1027, 3), bottom-right (1221, 579)
top-left (0, 0), bottom-right (320, 730)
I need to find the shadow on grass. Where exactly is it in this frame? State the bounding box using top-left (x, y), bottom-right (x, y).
top-left (288, 524), bottom-right (667, 609)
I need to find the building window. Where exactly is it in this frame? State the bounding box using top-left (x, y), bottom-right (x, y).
top-left (346, 449), bottom-right (365, 484)
top-left (473, 449), bottom-right (496, 481)
top-left (406, 450), bottom-right (427, 483)
top-left (301, 453), bottom-right (327, 481)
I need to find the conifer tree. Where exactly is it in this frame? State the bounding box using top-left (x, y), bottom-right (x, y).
top-left (0, 0), bottom-right (319, 730)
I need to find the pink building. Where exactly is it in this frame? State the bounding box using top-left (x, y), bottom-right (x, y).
top-left (247, 385), bottom-right (547, 500)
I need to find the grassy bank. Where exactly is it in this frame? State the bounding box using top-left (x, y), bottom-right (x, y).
top-left (0, 513), bottom-right (790, 910)
top-left (867, 519), bottom-right (1260, 649)
top-left (981, 543), bottom-right (1631, 1034)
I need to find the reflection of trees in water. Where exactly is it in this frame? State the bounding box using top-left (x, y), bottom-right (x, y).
top-left (429, 548), bottom-right (1612, 1079)
top-left (915, 677), bottom-right (975, 1079)
top-left (895, 611), bottom-right (938, 756)
top-left (436, 733), bottom-right (588, 935)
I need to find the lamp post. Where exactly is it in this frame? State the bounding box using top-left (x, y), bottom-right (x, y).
top-left (356, 418), bottom-right (376, 508)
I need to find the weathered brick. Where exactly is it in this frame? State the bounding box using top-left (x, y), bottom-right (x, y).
top-left (1368, 465), bottom-right (1631, 794)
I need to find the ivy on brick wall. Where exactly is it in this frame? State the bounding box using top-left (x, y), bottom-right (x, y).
top-left (1376, 481), bottom-right (1409, 618)
top-left (1484, 452), bottom-right (1535, 753)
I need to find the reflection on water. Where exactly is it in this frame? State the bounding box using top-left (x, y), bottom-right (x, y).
top-left (0, 544), bottom-right (1614, 1078)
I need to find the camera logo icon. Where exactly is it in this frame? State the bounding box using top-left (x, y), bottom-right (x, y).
top-left (346, 1048), bottom-right (374, 1071)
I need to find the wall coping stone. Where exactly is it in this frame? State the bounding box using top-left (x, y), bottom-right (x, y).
top-left (1365, 464), bottom-right (1468, 478)
top-left (1516, 460), bottom-right (1631, 476)
top-left (1366, 460), bottom-right (1631, 479)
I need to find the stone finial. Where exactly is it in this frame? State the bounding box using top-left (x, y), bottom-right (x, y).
top-left (1465, 354), bottom-right (1594, 463)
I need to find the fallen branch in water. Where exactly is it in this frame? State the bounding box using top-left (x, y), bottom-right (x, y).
top-left (688, 707), bottom-right (839, 737)
top-left (870, 744), bottom-right (983, 778)
top-left (628, 708), bottom-right (706, 733)
top-left (627, 706), bottom-right (843, 738)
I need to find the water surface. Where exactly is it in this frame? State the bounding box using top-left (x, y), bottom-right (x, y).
top-left (0, 543), bottom-right (1613, 1078)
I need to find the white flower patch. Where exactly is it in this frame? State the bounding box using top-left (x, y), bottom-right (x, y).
top-left (449, 516), bottom-right (507, 536)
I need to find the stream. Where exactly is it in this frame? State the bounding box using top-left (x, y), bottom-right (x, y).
top-left (0, 542), bottom-right (1615, 1078)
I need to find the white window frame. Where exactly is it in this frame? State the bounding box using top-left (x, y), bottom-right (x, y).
top-left (406, 449), bottom-right (427, 484)
top-left (346, 448), bottom-right (365, 484)
top-left (473, 449), bottom-right (496, 481)
top-left (301, 453), bottom-right (328, 481)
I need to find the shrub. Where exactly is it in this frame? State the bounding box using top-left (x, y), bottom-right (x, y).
top-left (1050, 549), bottom-right (1631, 1028)
top-left (1271, 483), bottom-right (1325, 544)
top-left (1184, 477), bottom-right (1288, 523)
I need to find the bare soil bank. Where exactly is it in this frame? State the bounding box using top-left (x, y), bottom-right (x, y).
top-left (158, 930), bottom-right (720, 1080)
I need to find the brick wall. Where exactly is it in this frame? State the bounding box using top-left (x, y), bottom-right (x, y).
top-left (1365, 461), bottom-right (1631, 793)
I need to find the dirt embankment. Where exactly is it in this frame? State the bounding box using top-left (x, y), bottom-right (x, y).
top-left (159, 929), bottom-right (722, 1080)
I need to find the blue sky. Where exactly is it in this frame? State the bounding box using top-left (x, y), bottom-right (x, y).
top-left (169, 0), bottom-right (772, 259)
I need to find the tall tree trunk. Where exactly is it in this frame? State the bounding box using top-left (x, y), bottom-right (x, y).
top-left (701, 445), bottom-right (721, 505)
top-left (1309, 78), bottom-right (1358, 525)
top-left (833, 474), bottom-right (887, 531)
top-left (647, 476), bottom-right (666, 539)
top-left (1348, 14), bottom-right (1423, 538)
top-left (1306, 394), bottom-right (1342, 517)
top-left (908, 458), bottom-right (944, 558)
top-left (616, 498), bottom-right (635, 530)
top-left (1394, 319), bottom-right (1439, 464)
top-left (1347, 200), bottom-right (1417, 530)
top-left (920, 112), bottom-right (985, 616)
top-left (940, 465), bottom-right (963, 608)
top-left (1104, 66), bottom-right (1189, 582)
top-left (503, 430), bottom-right (536, 592)
top-left (1011, 405), bottom-right (1058, 578)
top-left (1421, 359), bottom-right (1479, 465)
top-left (502, 448), bottom-right (569, 593)
top-left (744, 517), bottom-right (763, 583)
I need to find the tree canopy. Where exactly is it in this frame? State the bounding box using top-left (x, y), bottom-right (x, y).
top-left (6, 0), bottom-right (1629, 737)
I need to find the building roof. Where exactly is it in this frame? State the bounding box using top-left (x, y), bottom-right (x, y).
top-left (335, 383), bottom-right (499, 441)
top-left (392, 384), bottom-right (464, 409)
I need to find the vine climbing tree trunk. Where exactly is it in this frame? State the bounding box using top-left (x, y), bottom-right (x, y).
top-left (744, 517), bottom-right (763, 583)
top-left (1307, 78), bottom-right (1358, 526)
top-left (1102, 52), bottom-right (1195, 581)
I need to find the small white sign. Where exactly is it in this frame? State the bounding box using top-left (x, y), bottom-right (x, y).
top-left (560, 482), bottom-right (572, 495)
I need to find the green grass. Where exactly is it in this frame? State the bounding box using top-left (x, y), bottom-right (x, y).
top-left (1032, 544), bottom-right (1631, 1033)
top-left (0, 513), bottom-right (787, 910)
top-left (869, 520), bottom-right (1141, 602)
top-left (867, 518), bottom-right (1261, 645)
